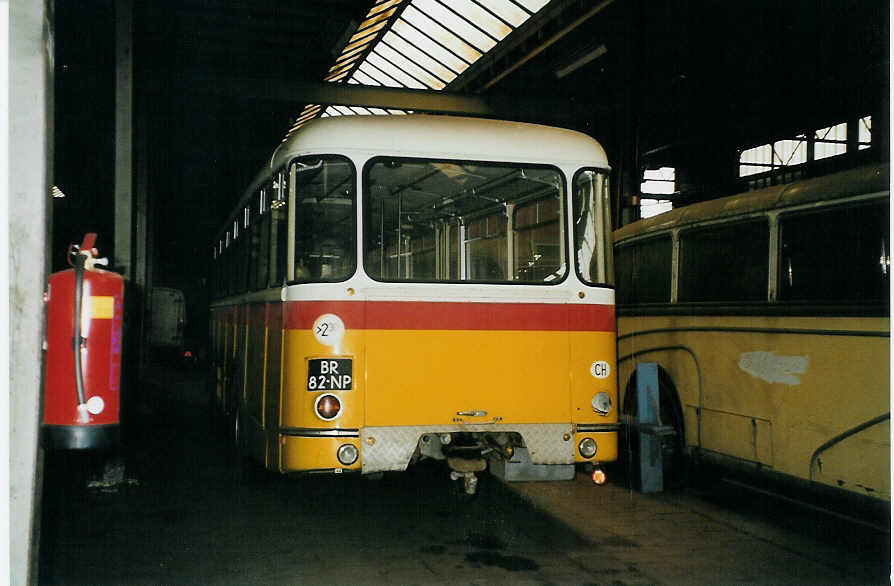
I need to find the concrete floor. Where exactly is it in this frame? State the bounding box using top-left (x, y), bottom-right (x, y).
top-left (37, 360), bottom-right (890, 585)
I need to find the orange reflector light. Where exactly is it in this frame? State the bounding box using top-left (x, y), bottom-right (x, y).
top-left (315, 394), bottom-right (341, 420)
top-left (591, 468), bottom-right (607, 485)
top-left (184, 350), bottom-right (193, 357)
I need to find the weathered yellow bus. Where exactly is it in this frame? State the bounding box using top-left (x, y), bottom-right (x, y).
top-left (614, 164), bottom-right (890, 507)
top-left (209, 115), bottom-right (618, 493)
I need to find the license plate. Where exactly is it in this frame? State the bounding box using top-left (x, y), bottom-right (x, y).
top-left (307, 358), bottom-right (353, 391)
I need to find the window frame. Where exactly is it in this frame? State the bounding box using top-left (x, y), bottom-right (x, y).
top-left (286, 154), bottom-right (359, 286)
top-left (572, 167), bottom-right (614, 288)
top-left (361, 155), bottom-right (569, 285)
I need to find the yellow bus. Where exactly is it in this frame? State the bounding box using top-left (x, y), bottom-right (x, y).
top-left (209, 115), bottom-right (618, 493)
top-left (614, 164), bottom-right (890, 506)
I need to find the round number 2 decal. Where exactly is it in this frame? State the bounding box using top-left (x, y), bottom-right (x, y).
top-left (313, 313), bottom-right (345, 346)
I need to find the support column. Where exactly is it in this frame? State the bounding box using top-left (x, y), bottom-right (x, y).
top-left (114, 0), bottom-right (133, 277)
top-left (9, 0), bottom-right (53, 583)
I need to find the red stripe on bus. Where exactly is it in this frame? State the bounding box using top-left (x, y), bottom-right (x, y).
top-left (283, 300), bottom-right (614, 332)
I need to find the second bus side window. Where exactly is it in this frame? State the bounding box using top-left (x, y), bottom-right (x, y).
top-left (779, 201), bottom-right (890, 303)
top-left (678, 220), bottom-right (769, 303)
top-left (615, 236), bottom-right (672, 304)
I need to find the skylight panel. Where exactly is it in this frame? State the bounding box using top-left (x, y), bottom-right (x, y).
top-left (448, 0), bottom-right (512, 40)
top-left (514, 0), bottom-right (550, 12)
top-left (390, 17), bottom-right (467, 75)
top-left (325, 70), bottom-right (352, 83)
top-left (348, 21), bottom-right (387, 45)
top-left (287, 0), bottom-right (555, 138)
top-left (401, 4), bottom-right (482, 64)
top-left (359, 6), bottom-right (400, 31)
top-left (357, 60), bottom-right (406, 88)
top-left (336, 42), bottom-right (371, 65)
top-left (381, 30), bottom-right (456, 84)
top-left (413, 0), bottom-right (497, 52)
top-left (352, 69), bottom-right (383, 86)
top-left (376, 35), bottom-right (447, 88)
top-left (478, 0), bottom-right (530, 27)
top-left (366, 50), bottom-right (429, 88)
top-left (369, 0), bottom-right (404, 16)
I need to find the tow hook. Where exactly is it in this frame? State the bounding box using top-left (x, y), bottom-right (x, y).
top-left (447, 455), bottom-right (486, 496)
top-left (451, 471), bottom-right (478, 495)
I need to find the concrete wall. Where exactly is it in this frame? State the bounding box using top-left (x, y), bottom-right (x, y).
top-left (9, 0), bottom-right (51, 583)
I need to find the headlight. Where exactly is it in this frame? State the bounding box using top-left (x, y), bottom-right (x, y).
top-left (591, 391), bottom-right (612, 415)
top-left (578, 437), bottom-right (597, 459)
top-left (314, 394), bottom-right (342, 420)
top-left (337, 443), bottom-right (359, 466)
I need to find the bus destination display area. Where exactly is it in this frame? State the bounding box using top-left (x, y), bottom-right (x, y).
top-left (18, 1), bottom-right (890, 584)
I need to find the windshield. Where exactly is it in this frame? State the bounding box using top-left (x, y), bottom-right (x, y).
top-left (573, 169), bottom-right (614, 286)
top-left (289, 156), bottom-right (356, 282)
top-left (363, 158), bottom-right (566, 283)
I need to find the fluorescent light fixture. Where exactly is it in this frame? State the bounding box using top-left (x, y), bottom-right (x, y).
top-left (554, 43), bottom-right (607, 79)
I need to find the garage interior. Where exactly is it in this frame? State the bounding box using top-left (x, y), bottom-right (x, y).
top-left (8, 1), bottom-right (890, 583)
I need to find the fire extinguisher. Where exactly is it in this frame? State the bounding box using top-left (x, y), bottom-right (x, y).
top-left (43, 234), bottom-right (124, 449)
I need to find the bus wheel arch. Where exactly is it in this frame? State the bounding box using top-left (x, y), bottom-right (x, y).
top-left (621, 365), bottom-right (687, 489)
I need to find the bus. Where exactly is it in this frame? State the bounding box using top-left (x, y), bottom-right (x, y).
top-left (613, 164), bottom-right (890, 508)
top-left (208, 115), bottom-right (618, 493)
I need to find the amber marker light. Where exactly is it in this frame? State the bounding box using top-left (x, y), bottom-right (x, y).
top-left (314, 394), bottom-right (342, 421)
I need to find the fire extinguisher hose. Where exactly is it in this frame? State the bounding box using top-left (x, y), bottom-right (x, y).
top-left (72, 252), bottom-right (87, 408)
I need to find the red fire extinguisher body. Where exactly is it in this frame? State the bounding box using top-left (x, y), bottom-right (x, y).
top-left (43, 264), bottom-right (124, 449)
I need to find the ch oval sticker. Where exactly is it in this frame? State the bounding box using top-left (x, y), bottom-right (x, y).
top-left (590, 361), bottom-right (611, 379)
top-left (313, 313), bottom-right (345, 346)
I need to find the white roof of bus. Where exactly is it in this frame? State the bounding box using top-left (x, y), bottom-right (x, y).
top-left (270, 114), bottom-right (609, 170)
top-left (217, 115), bottom-right (609, 244)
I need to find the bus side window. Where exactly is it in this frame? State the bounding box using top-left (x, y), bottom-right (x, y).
top-left (779, 201), bottom-right (890, 302)
top-left (615, 236), bottom-right (672, 304)
top-left (514, 197), bottom-right (561, 282)
top-left (678, 220), bottom-right (769, 303)
top-left (269, 204), bottom-right (287, 287)
top-left (255, 207), bottom-right (271, 289)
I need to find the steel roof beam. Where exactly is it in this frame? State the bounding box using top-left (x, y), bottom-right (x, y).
top-left (181, 75), bottom-right (501, 116)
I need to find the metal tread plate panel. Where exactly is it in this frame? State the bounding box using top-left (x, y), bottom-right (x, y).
top-left (361, 423), bottom-right (574, 473)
